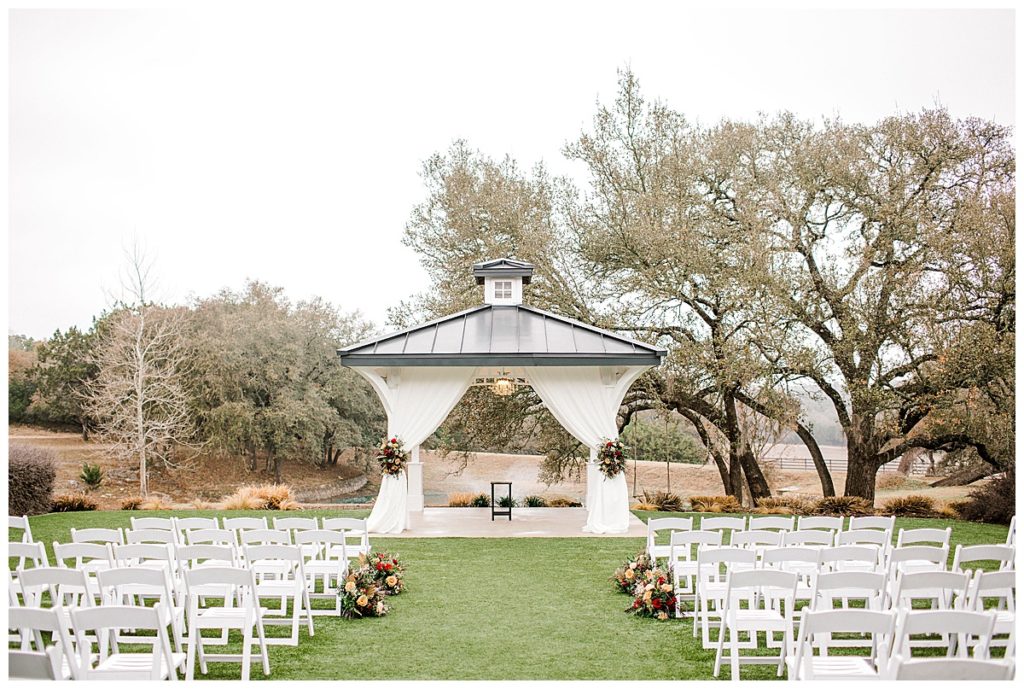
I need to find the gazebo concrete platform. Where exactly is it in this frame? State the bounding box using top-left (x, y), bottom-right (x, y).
top-left (384, 507), bottom-right (647, 538)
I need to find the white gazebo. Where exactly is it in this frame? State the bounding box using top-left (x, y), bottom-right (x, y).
top-left (337, 258), bottom-right (666, 534)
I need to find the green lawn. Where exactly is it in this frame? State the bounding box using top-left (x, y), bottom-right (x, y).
top-left (10, 509), bottom-right (1011, 680)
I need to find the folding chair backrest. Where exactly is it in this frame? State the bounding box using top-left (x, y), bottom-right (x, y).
top-left (730, 530), bottom-right (782, 548)
top-left (321, 517), bottom-right (366, 532)
top-left (848, 515), bottom-right (895, 533)
top-left (892, 656), bottom-right (1012, 680)
top-left (183, 565), bottom-right (255, 589)
top-left (800, 607), bottom-right (895, 636)
top-left (129, 516), bottom-right (174, 531)
top-left (113, 543), bottom-right (174, 568)
top-left (8, 541), bottom-right (49, 568)
top-left (952, 544), bottom-right (1015, 573)
top-left (8, 605), bottom-right (79, 678)
top-left (668, 530), bottom-right (722, 561)
top-left (9, 515), bottom-right (33, 542)
top-left (820, 545), bottom-right (881, 569)
top-left (891, 570), bottom-right (971, 609)
top-left (70, 527), bottom-right (124, 545)
top-left (53, 541), bottom-right (112, 568)
top-left (810, 570), bottom-right (887, 610)
top-left (727, 568), bottom-right (798, 600)
top-left (222, 516), bottom-right (269, 531)
top-left (699, 516), bottom-right (746, 533)
top-left (888, 545), bottom-right (949, 572)
top-left (798, 515), bottom-right (844, 532)
top-left (126, 528), bottom-right (177, 545)
top-left (896, 527), bottom-right (952, 547)
top-left (185, 528), bottom-right (237, 546)
top-left (968, 570), bottom-right (1016, 611)
top-left (783, 530), bottom-right (835, 547)
top-left (239, 529), bottom-right (291, 545)
top-left (647, 517), bottom-right (694, 535)
top-left (892, 609), bottom-right (996, 658)
top-left (697, 547), bottom-right (756, 584)
top-left (97, 567), bottom-right (175, 606)
top-left (173, 516), bottom-right (220, 532)
top-left (747, 515), bottom-right (795, 532)
top-left (244, 544), bottom-right (303, 563)
top-left (273, 517), bottom-right (318, 532)
top-left (70, 605), bottom-right (173, 679)
top-left (295, 529), bottom-right (347, 552)
top-left (8, 647), bottom-right (62, 679)
top-left (18, 567), bottom-right (91, 607)
top-left (837, 529), bottom-right (889, 547)
top-left (762, 546), bottom-right (822, 569)
top-left (174, 544), bottom-right (238, 568)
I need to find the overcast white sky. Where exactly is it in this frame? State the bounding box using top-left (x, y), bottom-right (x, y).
top-left (7, 2), bottom-right (1016, 339)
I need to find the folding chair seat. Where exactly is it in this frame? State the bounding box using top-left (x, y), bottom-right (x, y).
top-left (645, 517), bottom-right (693, 561)
top-left (699, 516), bottom-right (747, 544)
top-left (70, 527), bottom-right (125, 546)
top-left (243, 544), bottom-right (315, 646)
top-left (130, 516), bottom-right (176, 531)
top-left (182, 566), bottom-right (271, 680)
top-left (787, 608), bottom-right (895, 679)
top-left (747, 515), bottom-right (795, 532)
top-left (71, 604), bottom-right (184, 680)
top-left (848, 515), bottom-right (895, 535)
top-left (890, 655), bottom-right (1012, 680)
top-left (896, 526), bottom-right (952, 548)
top-left (126, 528), bottom-right (178, 545)
top-left (887, 544), bottom-right (949, 577)
top-left (8, 647), bottom-right (64, 679)
top-left (712, 569), bottom-right (798, 679)
top-left (97, 566), bottom-right (187, 654)
top-left (321, 518), bottom-right (371, 559)
top-left (797, 515), bottom-right (844, 533)
top-left (967, 570), bottom-right (1015, 650)
top-left (294, 529), bottom-right (349, 615)
top-left (9, 515), bottom-right (34, 543)
top-left (952, 544), bottom-right (1015, 573)
top-left (8, 606), bottom-right (81, 679)
top-left (694, 547), bottom-right (758, 648)
top-left (888, 608), bottom-right (997, 667)
top-left (668, 530), bottom-right (723, 619)
top-left (783, 530), bottom-right (835, 548)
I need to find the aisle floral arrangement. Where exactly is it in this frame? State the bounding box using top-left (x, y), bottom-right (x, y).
top-left (362, 550), bottom-right (406, 595)
top-left (597, 438), bottom-right (626, 478)
top-left (338, 565), bottom-right (390, 618)
top-left (377, 437), bottom-right (408, 476)
top-left (611, 549), bottom-right (656, 594)
top-left (625, 567), bottom-right (676, 621)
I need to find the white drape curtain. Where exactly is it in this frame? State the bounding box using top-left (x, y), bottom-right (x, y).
top-left (526, 365), bottom-right (649, 534)
top-left (354, 366), bottom-right (476, 533)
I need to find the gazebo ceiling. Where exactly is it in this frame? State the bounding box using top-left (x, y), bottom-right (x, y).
top-left (337, 304), bottom-right (666, 367)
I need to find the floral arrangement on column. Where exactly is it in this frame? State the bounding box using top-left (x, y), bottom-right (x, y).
top-left (377, 436), bottom-right (408, 476)
top-left (596, 438), bottom-right (626, 478)
top-left (361, 550), bottom-right (406, 595)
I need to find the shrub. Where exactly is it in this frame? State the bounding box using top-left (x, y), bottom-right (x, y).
top-left (812, 496), bottom-right (874, 516)
top-left (523, 495), bottom-right (547, 507)
top-left (642, 490), bottom-right (685, 512)
top-left (632, 502), bottom-right (660, 511)
top-left (80, 463), bottom-right (103, 490)
top-left (140, 495), bottom-right (174, 510)
top-left (547, 496), bottom-right (582, 507)
top-left (51, 493), bottom-right (97, 512)
top-left (221, 484), bottom-right (296, 510)
top-left (119, 497), bottom-right (143, 511)
top-left (882, 494), bottom-right (936, 517)
top-left (497, 495), bottom-right (518, 508)
top-left (9, 444), bottom-right (57, 516)
top-left (447, 492), bottom-right (476, 507)
top-left (689, 495), bottom-right (741, 513)
top-left (954, 468), bottom-right (1015, 525)
top-left (470, 494), bottom-right (491, 508)
top-left (754, 496), bottom-right (813, 515)
top-left (875, 472), bottom-right (928, 491)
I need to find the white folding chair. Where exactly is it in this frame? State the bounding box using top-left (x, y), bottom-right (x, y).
top-left (748, 515), bottom-right (795, 532)
top-left (809, 571), bottom-right (887, 613)
top-left (53, 541), bottom-right (115, 600)
top-left (888, 608), bottom-right (996, 667)
top-left (712, 569), bottom-right (798, 679)
top-left (71, 604), bottom-right (184, 680)
top-left (243, 544), bottom-right (315, 646)
top-left (699, 516), bottom-right (747, 543)
top-left (8, 541), bottom-right (50, 599)
top-left (1007, 516), bottom-right (1016, 547)
top-left (837, 528), bottom-right (890, 548)
top-left (97, 566), bottom-right (187, 654)
top-left (185, 528), bottom-right (239, 548)
top-left (174, 543), bottom-right (240, 570)
top-left (787, 608), bottom-right (895, 679)
top-left (113, 542), bottom-right (176, 572)
top-left (820, 545), bottom-right (883, 574)
top-left (967, 570), bottom-right (1015, 650)
top-left (222, 516), bottom-right (269, 533)
top-left (8, 646), bottom-right (65, 680)
top-left (888, 571), bottom-right (973, 644)
top-left (173, 516), bottom-right (220, 534)
top-left (70, 527), bottom-right (125, 546)
top-left (797, 515), bottom-right (844, 533)
top-left (645, 517), bottom-right (693, 561)
top-left (294, 529), bottom-right (349, 615)
top-left (19, 567), bottom-right (94, 609)
top-left (783, 530), bottom-right (836, 547)
top-left (7, 606), bottom-right (81, 679)
top-left (887, 544), bottom-right (949, 577)
top-left (694, 547), bottom-right (758, 648)
top-left (952, 544), bottom-right (1015, 573)
top-left (896, 526), bottom-right (952, 548)
top-left (130, 516), bottom-right (176, 531)
top-left (127, 528), bottom-right (178, 545)
top-left (272, 516), bottom-right (318, 534)
top-left (182, 566), bottom-right (270, 680)
top-left (668, 530), bottom-right (723, 619)
top-left (729, 530), bottom-right (782, 569)
top-left (848, 515), bottom-right (895, 534)
top-left (238, 529), bottom-right (291, 547)
top-left (9, 515), bottom-right (34, 543)
top-left (890, 655), bottom-right (1012, 680)
top-left (321, 517), bottom-right (371, 559)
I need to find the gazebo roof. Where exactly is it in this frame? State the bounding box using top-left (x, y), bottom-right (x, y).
top-left (337, 304), bottom-right (666, 367)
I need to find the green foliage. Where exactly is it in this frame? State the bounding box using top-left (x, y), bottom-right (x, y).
top-left (469, 494), bottom-right (491, 508)
top-left (497, 495), bottom-right (518, 508)
top-left (8, 444), bottom-right (56, 516)
top-left (955, 468), bottom-right (1015, 524)
top-left (29, 326), bottom-right (99, 432)
top-left (79, 462), bottom-right (103, 489)
top-left (621, 419), bottom-right (704, 464)
top-left (523, 495), bottom-right (547, 507)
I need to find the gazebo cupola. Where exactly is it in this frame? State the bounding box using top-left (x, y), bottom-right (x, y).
top-left (473, 258), bottom-right (533, 306)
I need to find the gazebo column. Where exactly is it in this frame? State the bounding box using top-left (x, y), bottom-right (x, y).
top-left (407, 444), bottom-right (425, 512)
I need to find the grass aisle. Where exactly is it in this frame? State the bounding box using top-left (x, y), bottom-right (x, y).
top-left (17, 511), bottom-right (1010, 680)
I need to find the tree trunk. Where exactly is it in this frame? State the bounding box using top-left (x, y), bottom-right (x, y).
top-left (273, 454), bottom-right (282, 484)
top-left (930, 464), bottom-right (995, 487)
top-left (737, 444), bottom-right (772, 502)
top-left (331, 448), bottom-right (342, 466)
top-left (723, 394), bottom-right (745, 499)
top-left (81, 420), bottom-right (90, 442)
top-left (843, 441), bottom-right (878, 504)
top-left (794, 424), bottom-right (835, 497)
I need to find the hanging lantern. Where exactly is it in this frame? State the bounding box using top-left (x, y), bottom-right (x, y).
top-left (490, 371), bottom-right (516, 396)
